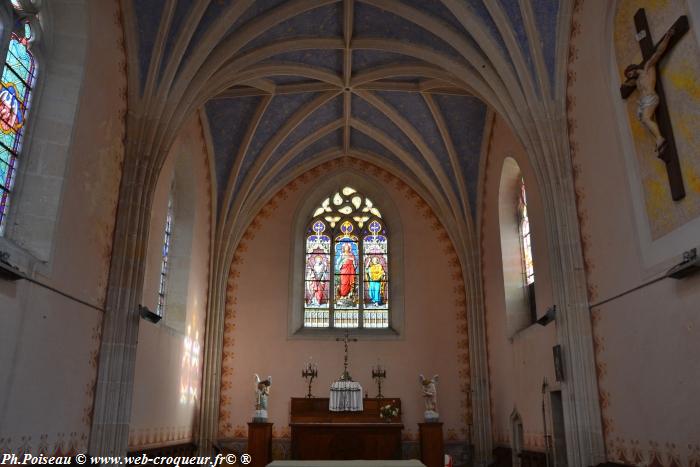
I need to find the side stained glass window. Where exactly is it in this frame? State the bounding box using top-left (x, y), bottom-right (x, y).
top-left (0, 16), bottom-right (37, 235)
top-left (304, 187), bottom-right (389, 329)
top-left (157, 194), bottom-right (174, 316)
top-left (304, 220), bottom-right (331, 327)
top-left (518, 178), bottom-right (534, 285)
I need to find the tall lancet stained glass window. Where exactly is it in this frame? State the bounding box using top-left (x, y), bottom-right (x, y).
top-left (0, 15), bottom-right (37, 235)
top-left (304, 187), bottom-right (389, 329)
top-left (518, 178), bottom-right (534, 285)
top-left (157, 194), bottom-right (174, 316)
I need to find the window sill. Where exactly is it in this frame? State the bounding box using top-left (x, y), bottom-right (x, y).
top-left (509, 320), bottom-right (548, 342)
top-left (0, 235), bottom-right (45, 280)
top-left (290, 326), bottom-right (402, 341)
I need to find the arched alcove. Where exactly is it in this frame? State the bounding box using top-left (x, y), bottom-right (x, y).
top-left (129, 118), bottom-right (210, 450)
top-left (217, 161), bottom-right (471, 449)
top-left (164, 150), bottom-right (197, 334)
top-left (498, 157), bottom-right (536, 337)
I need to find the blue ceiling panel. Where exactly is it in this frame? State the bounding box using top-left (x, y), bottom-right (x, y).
top-left (269, 76), bottom-right (319, 85)
top-left (351, 93), bottom-right (422, 167)
top-left (233, 92), bottom-right (321, 199)
top-left (182, 0), bottom-right (234, 59)
top-left (350, 128), bottom-right (413, 174)
top-left (499, 0), bottom-right (536, 85)
top-left (270, 129), bottom-right (343, 187)
top-left (260, 49), bottom-right (344, 74)
top-left (158, 0), bottom-right (194, 84)
top-left (240, 3), bottom-right (342, 54)
top-left (463, 0), bottom-right (509, 64)
top-left (374, 91), bottom-right (459, 197)
top-left (133, 0), bottom-right (166, 93)
top-left (354, 2), bottom-right (468, 66)
top-left (400, 0), bottom-right (469, 34)
top-left (433, 94), bottom-right (488, 219)
top-left (351, 93), bottom-right (445, 196)
top-left (228, 0), bottom-right (289, 36)
top-left (263, 94), bottom-right (342, 174)
top-left (352, 50), bottom-right (420, 72)
top-left (531, 0), bottom-right (560, 94)
top-left (204, 96), bottom-right (262, 209)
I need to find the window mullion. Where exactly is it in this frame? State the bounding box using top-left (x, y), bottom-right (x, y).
top-left (358, 245), bottom-right (364, 329)
top-left (329, 237), bottom-right (335, 329)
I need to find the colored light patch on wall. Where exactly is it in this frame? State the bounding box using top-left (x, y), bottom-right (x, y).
top-left (180, 324), bottom-right (201, 405)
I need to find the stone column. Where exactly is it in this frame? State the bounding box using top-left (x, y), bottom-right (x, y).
top-left (89, 156), bottom-right (154, 456)
top-left (198, 267), bottom-right (227, 455)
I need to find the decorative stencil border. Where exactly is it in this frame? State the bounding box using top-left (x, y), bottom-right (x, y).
top-left (566, 0), bottom-right (599, 306)
top-left (128, 427), bottom-right (194, 450)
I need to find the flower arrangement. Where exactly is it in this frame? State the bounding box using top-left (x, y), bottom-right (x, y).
top-left (379, 402), bottom-right (400, 420)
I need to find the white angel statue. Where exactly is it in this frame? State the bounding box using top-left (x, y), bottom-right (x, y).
top-left (253, 373), bottom-right (271, 421)
top-left (419, 374), bottom-right (439, 421)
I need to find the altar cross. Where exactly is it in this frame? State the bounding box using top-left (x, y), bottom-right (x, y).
top-left (335, 329), bottom-right (358, 381)
top-left (620, 9), bottom-right (689, 201)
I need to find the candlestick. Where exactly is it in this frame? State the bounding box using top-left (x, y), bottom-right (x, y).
top-left (371, 363), bottom-right (386, 398)
top-left (301, 358), bottom-right (318, 398)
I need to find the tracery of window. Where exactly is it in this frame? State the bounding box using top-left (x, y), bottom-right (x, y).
top-left (518, 178), bottom-right (534, 286)
top-left (156, 195), bottom-right (174, 317)
top-left (0, 13), bottom-right (37, 235)
top-left (304, 186), bottom-right (389, 329)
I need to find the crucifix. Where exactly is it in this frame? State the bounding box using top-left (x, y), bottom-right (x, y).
top-left (335, 329), bottom-right (358, 381)
top-left (620, 9), bottom-right (689, 201)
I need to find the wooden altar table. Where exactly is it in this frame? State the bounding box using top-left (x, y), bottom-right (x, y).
top-left (290, 397), bottom-right (403, 460)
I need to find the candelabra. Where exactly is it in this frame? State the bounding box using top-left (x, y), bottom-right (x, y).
top-left (302, 359), bottom-right (318, 398)
top-left (372, 363), bottom-right (386, 398)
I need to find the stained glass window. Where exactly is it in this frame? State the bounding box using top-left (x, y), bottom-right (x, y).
top-left (518, 178), bottom-right (534, 285)
top-left (157, 195), bottom-right (174, 316)
top-left (0, 18), bottom-right (37, 235)
top-left (304, 187), bottom-right (389, 329)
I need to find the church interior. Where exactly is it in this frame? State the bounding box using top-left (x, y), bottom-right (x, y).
top-left (1, 0), bottom-right (699, 466)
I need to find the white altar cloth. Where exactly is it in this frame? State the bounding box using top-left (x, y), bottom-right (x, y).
top-left (329, 380), bottom-right (363, 411)
top-left (268, 461), bottom-right (426, 467)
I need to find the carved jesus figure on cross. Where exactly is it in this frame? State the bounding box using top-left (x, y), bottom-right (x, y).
top-left (336, 329), bottom-right (358, 381)
top-left (620, 9), bottom-right (690, 201)
top-left (623, 27), bottom-right (675, 154)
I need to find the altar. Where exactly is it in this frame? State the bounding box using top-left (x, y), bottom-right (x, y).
top-left (290, 397), bottom-right (403, 460)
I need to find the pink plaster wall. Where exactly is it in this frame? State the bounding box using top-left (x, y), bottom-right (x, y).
top-left (218, 162), bottom-right (470, 443)
top-left (480, 116), bottom-right (557, 451)
top-left (128, 117), bottom-right (211, 449)
top-left (567, 1), bottom-right (700, 465)
top-left (0, 0), bottom-right (126, 456)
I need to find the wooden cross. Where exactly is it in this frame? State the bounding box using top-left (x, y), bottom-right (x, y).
top-left (335, 329), bottom-right (358, 381)
top-left (620, 9), bottom-right (689, 201)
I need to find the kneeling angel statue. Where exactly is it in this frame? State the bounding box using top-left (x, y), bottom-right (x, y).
top-left (419, 374), bottom-right (439, 421)
top-left (254, 374), bottom-right (272, 421)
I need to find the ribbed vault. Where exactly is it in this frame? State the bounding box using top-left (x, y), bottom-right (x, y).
top-left (107, 1), bottom-right (593, 466)
top-left (129, 0), bottom-right (562, 234)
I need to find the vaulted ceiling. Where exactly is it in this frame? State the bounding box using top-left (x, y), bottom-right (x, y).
top-left (130, 0), bottom-right (562, 225)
